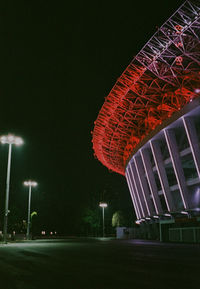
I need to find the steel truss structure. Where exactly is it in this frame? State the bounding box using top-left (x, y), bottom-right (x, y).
top-left (92, 0), bottom-right (200, 175)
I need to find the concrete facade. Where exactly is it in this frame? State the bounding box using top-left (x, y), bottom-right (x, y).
top-left (125, 98), bottom-right (200, 224)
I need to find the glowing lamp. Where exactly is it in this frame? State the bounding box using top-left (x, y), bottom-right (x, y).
top-left (181, 211), bottom-right (188, 215)
top-left (0, 133), bottom-right (23, 243)
top-left (0, 134), bottom-right (23, 145)
top-left (99, 202), bottom-right (107, 237)
top-left (24, 180), bottom-right (38, 240)
top-left (24, 181), bottom-right (37, 187)
top-left (99, 202), bottom-right (108, 208)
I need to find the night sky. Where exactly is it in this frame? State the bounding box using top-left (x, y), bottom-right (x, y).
top-left (0, 0), bottom-right (184, 233)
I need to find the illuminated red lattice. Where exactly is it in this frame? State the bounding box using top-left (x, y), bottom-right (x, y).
top-left (92, 1), bottom-right (200, 175)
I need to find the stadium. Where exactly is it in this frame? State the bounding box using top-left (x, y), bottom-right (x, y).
top-left (92, 0), bottom-right (200, 242)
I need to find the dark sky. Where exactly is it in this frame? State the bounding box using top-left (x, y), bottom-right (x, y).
top-left (0, 0), bottom-right (184, 233)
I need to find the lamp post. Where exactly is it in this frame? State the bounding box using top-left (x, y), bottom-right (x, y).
top-left (0, 134), bottom-right (23, 243)
top-left (24, 180), bottom-right (37, 240)
top-left (99, 202), bottom-right (107, 237)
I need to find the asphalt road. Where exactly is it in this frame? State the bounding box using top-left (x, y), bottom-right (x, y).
top-left (0, 238), bottom-right (199, 289)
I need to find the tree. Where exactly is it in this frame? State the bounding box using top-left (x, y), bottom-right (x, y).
top-left (8, 205), bottom-right (25, 233)
top-left (112, 211), bottom-right (125, 227)
top-left (81, 208), bottom-right (100, 236)
top-left (31, 211), bottom-right (37, 218)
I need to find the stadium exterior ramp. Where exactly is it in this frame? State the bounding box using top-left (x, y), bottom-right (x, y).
top-left (92, 1), bottom-right (200, 228)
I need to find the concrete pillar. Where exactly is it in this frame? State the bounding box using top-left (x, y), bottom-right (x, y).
top-left (129, 161), bottom-right (147, 217)
top-left (128, 163), bottom-right (145, 218)
top-left (140, 148), bottom-right (163, 215)
top-left (150, 140), bottom-right (176, 212)
top-left (182, 117), bottom-right (200, 179)
top-left (164, 129), bottom-right (190, 209)
top-left (126, 169), bottom-right (141, 219)
top-left (133, 156), bottom-right (153, 216)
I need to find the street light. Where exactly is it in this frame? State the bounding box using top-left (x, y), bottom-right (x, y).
top-left (99, 202), bottom-right (107, 237)
top-left (24, 180), bottom-right (37, 240)
top-left (0, 134), bottom-right (23, 243)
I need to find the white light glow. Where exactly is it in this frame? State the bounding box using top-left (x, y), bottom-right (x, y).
top-left (181, 211), bottom-right (188, 215)
top-left (0, 134), bottom-right (23, 145)
top-left (194, 208), bottom-right (200, 211)
top-left (8, 135), bottom-right (14, 142)
top-left (24, 180), bottom-right (38, 187)
top-left (135, 220), bottom-right (141, 225)
top-left (0, 136), bottom-right (7, 143)
top-left (99, 202), bottom-right (107, 208)
top-left (15, 137), bottom-right (23, 145)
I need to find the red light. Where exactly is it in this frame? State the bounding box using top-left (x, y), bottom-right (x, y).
top-left (92, 2), bottom-right (200, 175)
top-left (92, 66), bottom-right (200, 175)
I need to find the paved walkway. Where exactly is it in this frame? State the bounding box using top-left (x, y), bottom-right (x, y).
top-left (0, 238), bottom-right (199, 289)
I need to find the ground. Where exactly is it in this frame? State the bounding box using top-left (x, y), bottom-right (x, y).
top-left (0, 238), bottom-right (199, 289)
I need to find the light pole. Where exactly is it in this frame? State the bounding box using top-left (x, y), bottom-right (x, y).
top-left (0, 134), bottom-right (23, 243)
top-left (99, 202), bottom-right (107, 237)
top-left (24, 180), bottom-right (37, 240)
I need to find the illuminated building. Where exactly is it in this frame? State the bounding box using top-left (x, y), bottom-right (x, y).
top-left (92, 1), bottom-right (200, 241)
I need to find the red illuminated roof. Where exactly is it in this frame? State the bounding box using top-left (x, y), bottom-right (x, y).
top-left (92, 1), bottom-right (200, 175)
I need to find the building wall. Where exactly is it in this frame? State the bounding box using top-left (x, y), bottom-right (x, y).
top-left (125, 100), bottom-right (200, 221)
